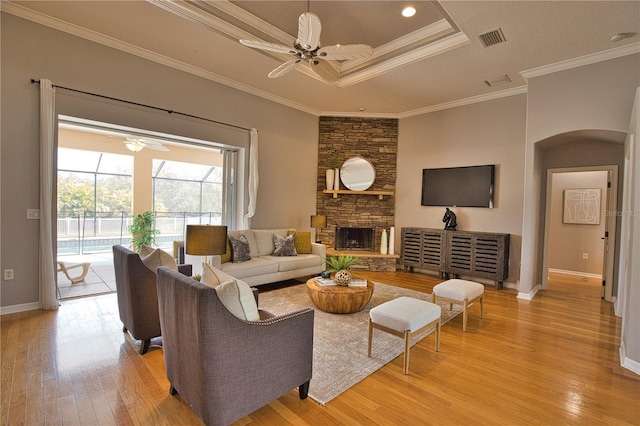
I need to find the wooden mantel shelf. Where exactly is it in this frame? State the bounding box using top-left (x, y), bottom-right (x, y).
top-left (323, 189), bottom-right (394, 200)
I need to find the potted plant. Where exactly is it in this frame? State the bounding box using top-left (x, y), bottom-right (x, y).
top-left (324, 255), bottom-right (361, 286)
top-left (128, 211), bottom-right (158, 253)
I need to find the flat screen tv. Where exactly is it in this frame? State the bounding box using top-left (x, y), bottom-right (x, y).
top-left (421, 165), bottom-right (495, 208)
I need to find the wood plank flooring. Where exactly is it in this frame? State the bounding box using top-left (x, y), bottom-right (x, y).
top-left (2, 271), bottom-right (638, 425)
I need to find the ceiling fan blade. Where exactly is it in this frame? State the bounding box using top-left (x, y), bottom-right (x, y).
top-left (317, 44), bottom-right (374, 60)
top-left (268, 59), bottom-right (302, 78)
top-left (240, 39), bottom-right (297, 55)
top-left (143, 143), bottom-right (170, 152)
top-left (297, 12), bottom-right (321, 51)
top-left (309, 59), bottom-right (339, 82)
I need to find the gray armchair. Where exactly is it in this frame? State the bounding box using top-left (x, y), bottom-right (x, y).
top-left (112, 245), bottom-right (192, 354)
top-left (156, 267), bottom-right (314, 426)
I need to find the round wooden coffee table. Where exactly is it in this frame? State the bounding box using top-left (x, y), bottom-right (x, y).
top-left (306, 277), bottom-right (374, 314)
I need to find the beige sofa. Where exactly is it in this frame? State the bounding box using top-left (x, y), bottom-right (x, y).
top-left (204, 228), bottom-right (326, 287)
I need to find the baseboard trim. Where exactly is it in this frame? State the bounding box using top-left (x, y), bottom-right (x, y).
top-left (517, 284), bottom-right (541, 300)
top-left (548, 268), bottom-right (602, 279)
top-left (620, 342), bottom-right (640, 375)
top-left (0, 302), bottom-right (41, 315)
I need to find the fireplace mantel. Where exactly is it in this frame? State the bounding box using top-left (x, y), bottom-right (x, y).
top-left (323, 189), bottom-right (395, 200)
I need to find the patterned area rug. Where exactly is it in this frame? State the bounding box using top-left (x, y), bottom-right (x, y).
top-left (258, 282), bottom-right (463, 405)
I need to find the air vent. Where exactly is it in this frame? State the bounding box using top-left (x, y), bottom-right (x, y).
top-left (478, 28), bottom-right (506, 47)
top-left (484, 74), bottom-right (511, 87)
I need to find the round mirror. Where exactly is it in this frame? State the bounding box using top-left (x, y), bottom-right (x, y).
top-left (340, 157), bottom-right (375, 191)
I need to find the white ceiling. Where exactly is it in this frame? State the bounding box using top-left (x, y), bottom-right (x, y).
top-left (5, 1), bottom-right (640, 117)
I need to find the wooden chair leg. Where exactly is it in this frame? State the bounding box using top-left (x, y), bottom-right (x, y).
top-left (463, 299), bottom-right (469, 332)
top-left (479, 294), bottom-right (484, 319)
top-left (298, 381), bottom-right (310, 399)
top-left (403, 331), bottom-right (411, 375)
top-left (140, 339), bottom-right (151, 355)
top-left (367, 318), bottom-right (373, 357)
top-left (435, 320), bottom-right (441, 352)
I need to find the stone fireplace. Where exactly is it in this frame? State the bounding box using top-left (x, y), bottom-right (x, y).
top-left (335, 227), bottom-right (375, 251)
top-left (315, 117), bottom-right (399, 271)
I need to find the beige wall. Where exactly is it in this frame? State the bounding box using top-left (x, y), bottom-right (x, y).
top-left (1, 14), bottom-right (318, 308)
top-left (521, 54), bottom-right (639, 296)
top-left (548, 171), bottom-right (607, 275)
top-left (397, 95), bottom-right (527, 286)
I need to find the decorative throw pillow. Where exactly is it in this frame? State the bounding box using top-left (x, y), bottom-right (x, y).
top-left (229, 234), bottom-right (252, 263)
top-left (215, 278), bottom-right (260, 321)
top-left (272, 233), bottom-right (297, 256)
top-left (220, 237), bottom-right (231, 263)
top-left (287, 230), bottom-right (312, 254)
top-left (140, 247), bottom-right (178, 272)
top-left (201, 262), bottom-right (235, 287)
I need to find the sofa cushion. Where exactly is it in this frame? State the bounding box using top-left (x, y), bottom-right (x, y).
top-left (262, 254), bottom-right (322, 272)
top-left (140, 246), bottom-right (178, 272)
top-left (229, 235), bottom-right (252, 263)
top-left (287, 230), bottom-right (312, 254)
top-left (253, 229), bottom-right (288, 256)
top-left (220, 257), bottom-right (279, 279)
top-left (215, 278), bottom-right (260, 321)
top-left (273, 233), bottom-right (297, 256)
top-left (201, 262), bottom-right (236, 287)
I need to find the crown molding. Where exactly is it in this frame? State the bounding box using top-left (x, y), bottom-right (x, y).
top-left (397, 86), bottom-right (528, 118)
top-left (521, 42), bottom-right (640, 80)
top-left (336, 32), bottom-right (470, 88)
top-left (2, 1), bottom-right (321, 116)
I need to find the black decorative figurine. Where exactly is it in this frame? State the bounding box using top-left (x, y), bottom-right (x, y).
top-left (443, 208), bottom-right (457, 231)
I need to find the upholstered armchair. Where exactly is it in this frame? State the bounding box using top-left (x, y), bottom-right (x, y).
top-left (112, 245), bottom-right (192, 354)
top-left (156, 267), bottom-right (314, 426)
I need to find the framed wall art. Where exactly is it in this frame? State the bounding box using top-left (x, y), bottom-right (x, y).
top-left (563, 188), bottom-right (601, 225)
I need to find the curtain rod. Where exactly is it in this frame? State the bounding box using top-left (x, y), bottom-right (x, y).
top-left (30, 79), bottom-right (251, 132)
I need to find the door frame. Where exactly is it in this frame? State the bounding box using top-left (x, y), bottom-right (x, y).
top-left (541, 165), bottom-right (618, 301)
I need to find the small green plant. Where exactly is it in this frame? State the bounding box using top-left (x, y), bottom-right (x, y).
top-left (193, 274), bottom-right (202, 282)
top-left (128, 211), bottom-right (158, 253)
top-left (324, 255), bottom-right (361, 273)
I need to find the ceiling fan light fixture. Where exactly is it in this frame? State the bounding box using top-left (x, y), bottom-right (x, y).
top-left (125, 141), bottom-right (144, 152)
top-left (402, 6), bottom-right (416, 18)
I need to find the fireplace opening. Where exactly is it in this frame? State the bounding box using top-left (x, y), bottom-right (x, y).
top-left (335, 227), bottom-right (375, 251)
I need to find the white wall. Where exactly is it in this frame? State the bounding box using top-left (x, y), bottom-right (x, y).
top-left (548, 171), bottom-right (607, 275)
top-left (1, 14), bottom-right (319, 308)
top-left (397, 95), bottom-right (527, 286)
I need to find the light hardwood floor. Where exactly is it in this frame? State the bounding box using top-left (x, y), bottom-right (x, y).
top-left (2, 271), bottom-right (638, 425)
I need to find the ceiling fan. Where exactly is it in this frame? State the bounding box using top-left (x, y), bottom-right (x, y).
top-left (117, 137), bottom-right (169, 152)
top-left (239, 12), bottom-right (373, 82)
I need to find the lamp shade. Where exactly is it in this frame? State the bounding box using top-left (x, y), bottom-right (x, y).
top-left (310, 215), bottom-right (327, 228)
top-left (185, 225), bottom-right (227, 255)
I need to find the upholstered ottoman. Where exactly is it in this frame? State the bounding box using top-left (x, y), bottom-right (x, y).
top-left (368, 296), bottom-right (441, 375)
top-left (432, 279), bottom-right (484, 332)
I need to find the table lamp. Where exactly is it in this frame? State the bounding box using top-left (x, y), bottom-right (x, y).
top-left (310, 215), bottom-right (327, 243)
top-left (185, 225), bottom-right (228, 264)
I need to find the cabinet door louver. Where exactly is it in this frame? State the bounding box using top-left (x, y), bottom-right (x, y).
top-left (401, 227), bottom-right (510, 289)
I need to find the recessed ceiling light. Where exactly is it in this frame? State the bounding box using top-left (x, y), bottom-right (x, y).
top-left (402, 6), bottom-right (416, 18)
top-left (357, 107), bottom-right (366, 112)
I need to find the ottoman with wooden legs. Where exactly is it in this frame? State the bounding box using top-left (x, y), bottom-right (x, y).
top-left (368, 296), bottom-right (441, 375)
top-left (432, 279), bottom-right (484, 332)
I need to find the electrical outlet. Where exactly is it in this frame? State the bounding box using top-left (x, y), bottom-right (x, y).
top-left (4, 269), bottom-right (14, 280)
top-left (582, 252), bottom-right (589, 260)
top-left (27, 209), bottom-right (40, 220)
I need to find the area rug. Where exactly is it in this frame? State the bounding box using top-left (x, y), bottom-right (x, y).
top-left (258, 282), bottom-right (463, 405)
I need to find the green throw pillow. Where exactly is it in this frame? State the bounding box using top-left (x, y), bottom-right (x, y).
top-left (220, 237), bottom-right (231, 263)
top-left (287, 230), bottom-right (312, 254)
